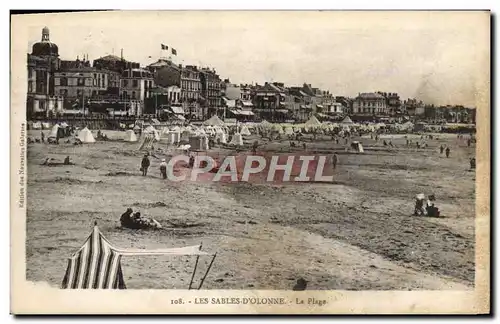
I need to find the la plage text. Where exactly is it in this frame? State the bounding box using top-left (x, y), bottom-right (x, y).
top-left (186, 297), bottom-right (327, 306)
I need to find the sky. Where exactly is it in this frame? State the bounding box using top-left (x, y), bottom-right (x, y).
top-left (15, 11), bottom-right (489, 107)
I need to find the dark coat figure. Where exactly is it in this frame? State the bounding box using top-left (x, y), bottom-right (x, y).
top-left (293, 278), bottom-right (308, 291)
top-left (159, 159), bottom-right (167, 179)
top-left (63, 156), bottom-right (74, 165)
top-left (120, 208), bottom-right (134, 228)
top-left (40, 131), bottom-right (45, 143)
top-left (332, 153), bottom-right (338, 170)
top-left (467, 138), bottom-right (471, 147)
top-left (445, 147), bottom-right (450, 158)
top-left (426, 195), bottom-right (440, 217)
top-left (440, 145), bottom-right (444, 154)
top-left (470, 158), bottom-right (476, 170)
top-left (252, 141), bottom-right (259, 155)
top-left (141, 154), bottom-right (151, 176)
top-left (189, 155), bottom-right (195, 168)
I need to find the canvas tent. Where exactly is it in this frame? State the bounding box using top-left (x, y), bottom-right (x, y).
top-left (49, 124), bottom-right (60, 138)
top-left (305, 115), bottom-right (322, 127)
top-left (240, 125), bottom-right (251, 136)
top-left (77, 127), bottom-right (96, 143)
top-left (203, 115), bottom-right (225, 127)
top-left (61, 225), bottom-right (216, 289)
top-left (229, 133), bottom-right (244, 146)
top-left (259, 120), bottom-right (272, 128)
top-left (341, 116), bottom-right (354, 124)
top-left (123, 129), bottom-right (138, 142)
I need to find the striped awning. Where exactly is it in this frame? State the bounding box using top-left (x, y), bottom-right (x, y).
top-left (61, 226), bottom-right (211, 289)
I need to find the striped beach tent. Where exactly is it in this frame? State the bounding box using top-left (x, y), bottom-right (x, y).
top-left (61, 225), bottom-right (126, 289)
top-left (61, 224), bottom-right (216, 289)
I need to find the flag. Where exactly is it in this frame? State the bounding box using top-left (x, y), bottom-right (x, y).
top-left (171, 48), bottom-right (177, 56)
top-left (161, 44), bottom-right (168, 50)
top-left (61, 226), bottom-right (126, 289)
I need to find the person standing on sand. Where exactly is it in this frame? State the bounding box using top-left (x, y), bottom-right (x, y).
top-left (159, 158), bottom-right (167, 179)
top-left (445, 147), bottom-right (450, 158)
top-left (440, 145), bottom-right (444, 154)
top-left (332, 153), bottom-right (338, 170)
top-left (41, 131), bottom-right (45, 143)
top-left (141, 154), bottom-right (150, 176)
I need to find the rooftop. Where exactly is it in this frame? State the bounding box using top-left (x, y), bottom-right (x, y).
top-left (358, 92), bottom-right (385, 99)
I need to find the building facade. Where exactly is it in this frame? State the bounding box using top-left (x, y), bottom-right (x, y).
top-left (352, 92), bottom-right (389, 115)
top-left (200, 68), bottom-right (223, 119)
top-left (26, 27), bottom-right (64, 118)
top-left (253, 82), bottom-right (289, 121)
top-left (181, 65), bottom-right (202, 119)
top-left (119, 68), bottom-right (154, 116)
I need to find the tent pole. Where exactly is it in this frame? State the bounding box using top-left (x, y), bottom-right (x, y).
top-left (188, 243), bottom-right (202, 290)
top-left (188, 255), bottom-right (200, 290)
top-left (198, 252), bottom-right (217, 290)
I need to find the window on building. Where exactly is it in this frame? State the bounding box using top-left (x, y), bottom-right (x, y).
top-left (123, 91), bottom-right (128, 99)
top-left (28, 81), bottom-right (33, 93)
top-left (78, 78), bottom-right (85, 86)
top-left (123, 80), bottom-right (128, 87)
top-left (77, 90), bottom-right (83, 97)
top-left (28, 69), bottom-right (33, 78)
top-left (132, 91), bottom-right (136, 99)
top-left (60, 77), bottom-right (68, 86)
top-left (133, 80), bottom-right (138, 88)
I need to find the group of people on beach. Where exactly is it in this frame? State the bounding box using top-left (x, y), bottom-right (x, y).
top-left (120, 208), bottom-right (162, 230)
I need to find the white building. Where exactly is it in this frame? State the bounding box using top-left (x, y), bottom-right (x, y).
top-left (352, 92), bottom-right (388, 115)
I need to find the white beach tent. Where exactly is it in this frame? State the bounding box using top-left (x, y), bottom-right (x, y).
top-left (229, 133), bottom-right (244, 146)
top-left (49, 124), bottom-right (60, 138)
top-left (240, 125), bottom-right (251, 136)
top-left (259, 120), bottom-right (272, 128)
top-left (77, 127), bottom-right (96, 143)
top-left (32, 121), bottom-right (42, 130)
top-left (123, 129), bottom-right (138, 142)
top-left (61, 224), bottom-right (217, 290)
top-left (305, 115), bottom-right (322, 127)
top-left (203, 115), bottom-right (225, 127)
top-left (341, 116), bottom-right (354, 124)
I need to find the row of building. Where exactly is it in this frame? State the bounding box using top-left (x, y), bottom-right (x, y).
top-left (26, 27), bottom-right (476, 124)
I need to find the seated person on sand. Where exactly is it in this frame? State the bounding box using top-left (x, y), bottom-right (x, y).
top-left (426, 194), bottom-right (440, 217)
top-left (64, 156), bottom-right (75, 165)
top-left (120, 209), bottom-right (162, 230)
top-left (413, 194), bottom-right (426, 216)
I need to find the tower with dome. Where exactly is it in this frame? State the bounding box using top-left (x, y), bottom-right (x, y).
top-left (26, 26), bottom-right (63, 119)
